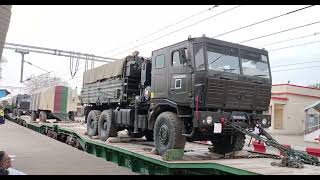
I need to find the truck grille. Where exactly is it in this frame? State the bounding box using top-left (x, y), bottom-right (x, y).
top-left (206, 78), bottom-right (271, 111)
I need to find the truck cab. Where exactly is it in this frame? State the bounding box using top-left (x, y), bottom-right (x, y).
top-left (5, 94), bottom-right (31, 116)
top-left (148, 36), bottom-right (272, 154)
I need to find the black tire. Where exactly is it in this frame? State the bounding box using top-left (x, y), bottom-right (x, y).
top-left (210, 133), bottom-right (246, 154)
top-left (87, 110), bottom-right (101, 137)
top-left (31, 111), bottom-right (37, 121)
top-left (39, 111), bottom-right (47, 122)
top-left (13, 109), bottom-right (17, 116)
top-left (144, 130), bottom-right (154, 141)
top-left (98, 110), bottom-right (118, 141)
top-left (17, 110), bottom-right (22, 116)
top-left (68, 112), bottom-right (75, 121)
top-left (84, 107), bottom-right (92, 124)
top-left (153, 112), bottom-right (186, 156)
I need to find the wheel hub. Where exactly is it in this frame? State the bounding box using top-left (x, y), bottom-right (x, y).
top-left (90, 120), bottom-right (95, 128)
top-left (103, 121), bottom-right (107, 130)
top-left (159, 124), bottom-right (169, 145)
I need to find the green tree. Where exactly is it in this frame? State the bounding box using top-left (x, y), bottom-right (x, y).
top-left (23, 74), bottom-right (68, 93)
top-left (309, 83), bottom-right (320, 88)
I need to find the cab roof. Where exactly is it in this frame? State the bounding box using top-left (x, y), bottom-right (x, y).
top-left (152, 36), bottom-right (268, 55)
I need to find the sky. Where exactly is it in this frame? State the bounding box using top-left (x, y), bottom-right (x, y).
top-left (1, 5), bottom-right (320, 95)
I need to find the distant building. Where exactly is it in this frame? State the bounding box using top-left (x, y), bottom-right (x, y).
top-left (304, 100), bottom-right (320, 143)
top-left (269, 84), bottom-right (320, 135)
top-left (0, 5), bottom-right (12, 58)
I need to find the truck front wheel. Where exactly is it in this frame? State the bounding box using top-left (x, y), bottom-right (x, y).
top-left (210, 133), bottom-right (246, 154)
top-left (31, 111), bottom-right (37, 121)
top-left (17, 110), bottom-right (22, 116)
top-left (98, 110), bottom-right (118, 141)
top-left (87, 110), bottom-right (101, 137)
top-left (39, 111), bottom-right (47, 122)
top-left (153, 112), bottom-right (186, 156)
top-left (68, 112), bottom-right (75, 121)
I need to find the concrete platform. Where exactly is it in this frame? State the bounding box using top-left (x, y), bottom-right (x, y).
top-left (0, 120), bottom-right (138, 175)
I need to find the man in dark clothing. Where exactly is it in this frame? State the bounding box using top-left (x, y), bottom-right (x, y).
top-left (0, 106), bottom-right (4, 124)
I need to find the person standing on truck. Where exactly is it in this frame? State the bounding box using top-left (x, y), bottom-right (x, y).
top-left (0, 151), bottom-right (26, 175)
top-left (0, 106), bottom-right (5, 125)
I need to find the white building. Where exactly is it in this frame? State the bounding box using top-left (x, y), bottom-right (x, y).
top-left (269, 84), bottom-right (320, 135)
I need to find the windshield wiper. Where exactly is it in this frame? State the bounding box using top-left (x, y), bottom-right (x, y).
top-left (253, 74), bottom-right (267, 77)
top-left (209, 54), bottom-right (225, 64)
top-left (222, 68), bottom-right (236, 72)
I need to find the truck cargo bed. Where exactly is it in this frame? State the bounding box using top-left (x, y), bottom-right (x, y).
top-left (81, 78), bottom-right (123, 104)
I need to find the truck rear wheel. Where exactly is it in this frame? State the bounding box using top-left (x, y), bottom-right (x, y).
top-left (68, 112), bottom-right (75, 121)
top-left (39, 111), bottom-right (47, 122)
top-left (87, 110), bottom-right (101, 137)
top-left (210, 133), bottom-right (246, 154)
top-left (98, 110), bottom-right (118, 141)
top-left (84, 107), bottom-right (92, 124)
top-left (17, 110), bottom-right (22, 116)
top-left (153, 112), bottom-right (186, 156)
top-left (31, 111), bottom-right (37, 121)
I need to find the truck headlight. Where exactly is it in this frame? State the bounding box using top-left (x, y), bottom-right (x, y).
top-left (206, 116), bottom-right (213, 124)
top-left (262, 118), bottom-right (267, 126)
top-left (144, 87), bottom-right (151, 100)
top-left (144, 89), bottom-right (149, 98)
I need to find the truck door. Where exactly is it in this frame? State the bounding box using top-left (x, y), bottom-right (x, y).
top-left (169, 46), bottom-right (192, 104)
top-left (151, 49), bottom-right (168, 99)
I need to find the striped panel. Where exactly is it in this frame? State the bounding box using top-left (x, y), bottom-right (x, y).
top-left (53, 86), bottom-right (64, 113)
top-left (61, 86), bottom-right (68, 114)
top-left (250, 140), bottom-right (320, 157)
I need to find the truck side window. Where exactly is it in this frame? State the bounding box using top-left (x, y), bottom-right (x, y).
top-left (172, 51), bottom-right (182, 67)
top-left (194, 43), bottom-right (205, 71)
top-left (155, 54), bottom-right (165, 69)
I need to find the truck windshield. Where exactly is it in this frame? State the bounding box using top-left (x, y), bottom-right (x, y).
top-left (240, 50), bottom-right (270, 78)
top-left (207, 46), bottom-right (240, 74)
top-left (205, 44), bottom-right (270, 78)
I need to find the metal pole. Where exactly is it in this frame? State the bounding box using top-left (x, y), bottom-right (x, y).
top-left (20, 53), bottom-right (24, 83)
top-left (15, 50), bottom-right (29, 83)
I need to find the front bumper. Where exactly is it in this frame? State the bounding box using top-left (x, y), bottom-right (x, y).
top-left (193, 111), bottom-right (271, 131)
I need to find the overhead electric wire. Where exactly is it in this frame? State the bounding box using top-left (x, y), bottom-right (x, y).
top-left (272, 60), bottom-right (320, 68)
top-left (24, 60), bottom-right (50, 73)
top-left (107, 5), bottom-right (315, 57)
top-left (272, 65), bottom-right (320, 72)
top-left (269, 39), bottom-right (320, 51)
top-left (213, 5), bottom-right (315, 38)
top-left (110, 5), bottom-right (241, 57)
top-left (258, 32), bottom-right (320, 47)
top-left (238, 20), bottom-right (320, 44)
top-left (104, 5), bottom-right (218, 55)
